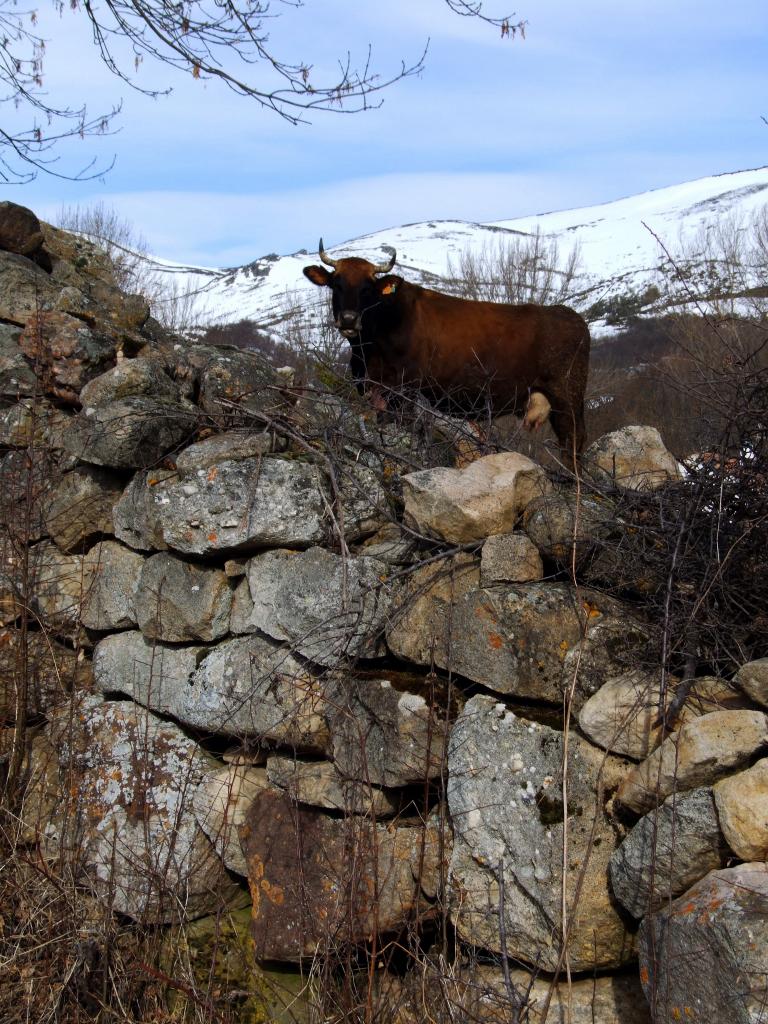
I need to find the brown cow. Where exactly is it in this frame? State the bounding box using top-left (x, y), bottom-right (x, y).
top-left (303, 239), bottom-right (590, 458)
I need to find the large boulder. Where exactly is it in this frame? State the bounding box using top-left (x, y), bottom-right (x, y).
top-left (0, 251), bottom-right (62, 324)
top-left (522, 488), bottom-right (616, 564)
top-left (0, 201), bottom-right (45, 257)
top-left (78, 356), bottom-right (183, 407)
top-left (194, 345), bottom-right (289, 419)
top-left (241, 790), bottom-right (446, 960)
top-left (43, 695), bottom-right (240, 921)
top-left (388, 556), bottom-right (636, 707)
top-left (402, 452), bottom-right (552, 543)
top-left (29, 540), bottom-right (90, 638)
top-left (0, 448), bottom-right (56, 545)
top-left (638, 864), bottom-right (768, 1023)
top-left (616, 709), bottom-right (768, 815)
top-left (585, 425), bottom-right (682, 491)
top-left (609, 787), bottom-right (731, 918)
top-left (234, 547), bottom-right (391, 666)
top-left (447, 695), bottom-right (634, 972)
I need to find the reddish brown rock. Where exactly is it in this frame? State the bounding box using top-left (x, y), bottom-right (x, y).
top-left (241, 790), bottom-right (445, 961)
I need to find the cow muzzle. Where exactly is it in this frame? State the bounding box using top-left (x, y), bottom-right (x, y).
top-left (337, 310), bottom-right (362, 337)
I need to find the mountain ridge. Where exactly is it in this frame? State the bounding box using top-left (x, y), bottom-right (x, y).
top-left (154, 166), bottom-right (768, 337)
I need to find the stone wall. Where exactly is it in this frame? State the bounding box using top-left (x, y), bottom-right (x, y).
top-left (2, 202), bottom-right (768, 1023)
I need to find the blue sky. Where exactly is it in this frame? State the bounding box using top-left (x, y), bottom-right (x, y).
top-left (8, 0), bottom-right (768, 266)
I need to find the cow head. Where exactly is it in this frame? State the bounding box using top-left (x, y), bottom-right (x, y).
top-left (303, 238), bottom-right (399, 338)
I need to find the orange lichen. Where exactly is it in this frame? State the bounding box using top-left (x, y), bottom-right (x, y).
top-left (207, 531), bottom-right (218, 543)
top-left (260, 879), bottom-right (284, 905)
top-left (488, 632), bottom-right (503, 650)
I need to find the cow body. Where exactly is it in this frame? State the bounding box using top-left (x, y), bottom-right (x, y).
top-left (304, 245), bottom-right (590, 458)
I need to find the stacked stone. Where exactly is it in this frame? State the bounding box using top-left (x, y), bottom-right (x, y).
top-left (4, 201), bottom-right (768, 1024)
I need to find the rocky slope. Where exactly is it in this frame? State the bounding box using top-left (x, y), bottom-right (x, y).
top-left (2, 200), bottom-right (768, 1023)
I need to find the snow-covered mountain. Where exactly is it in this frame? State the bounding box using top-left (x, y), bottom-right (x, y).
top-left (152, 167), bottom-right (768, 339)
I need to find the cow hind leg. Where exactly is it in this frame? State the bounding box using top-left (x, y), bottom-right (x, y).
top-left (549, 402), bottom-right (586, 468)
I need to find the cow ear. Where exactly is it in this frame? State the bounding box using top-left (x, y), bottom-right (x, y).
top-left (377, 275), bottom-right (400, 297)
top-left (303, 265), bottom-right (333, 287)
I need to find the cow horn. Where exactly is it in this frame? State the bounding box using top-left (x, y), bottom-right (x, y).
top-left (318, 238), bottom-right (339, 269)
top-left (372, 245), bottom-right (397, 274)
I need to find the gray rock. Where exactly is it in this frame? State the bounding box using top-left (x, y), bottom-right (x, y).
top-left (324, 673), bottom-right (450, 787)
top-left (195, 346), bottom-right (287, 418)
top-left (43, 695), bottom-right (239, 922)
top-left (63, 395), bottom-right (198, 468)
top-left (0, 397), bottom-right (70, 451)
top-left (239, 547), bottom-right (391, 666)
top-left (447, 694), bottom-right (633, 972)
top-left (480, 532), bottom-right (543, 585)
top-left (0, 250), bottom-right (61, 324)
top-left (174, 429), bottom-right (280, 471)
top-left (265, 756), bottom-right (399, 816)
top-left (78, 357), bottom-right (183, 407)
top-left (0, 323), bottom-right (36, 397)
top-left (93, 630), bottom-right (204, 702)
top-left (123, 457), bottom-right (330, 555)
top-left (388, 557), bottom-right (634, 706)
top-left (45, 466), bottom-right (124, 552)
top-left (356, 523), bottom-right (418, 565)
top-left (112, 469), bottom-right (173, 552)
top-left (639, 863), bottom-right (768, 1023)
top-left (609, 787), bottom-right (731, 918)
top-left (191, 635), bottom-right (329, 746)
top-left (136, 552), bottom-right (232, 642)
top-left (735, 657), bottom-right (768, 709)
top-left (522, 488), bottom-right (615, 564)
top-left (94, 631), bottom-right (328, 747)
top-left (81, 540), bottom-right (144, 630)
top-left (585, 425), bottom-right (682, 491)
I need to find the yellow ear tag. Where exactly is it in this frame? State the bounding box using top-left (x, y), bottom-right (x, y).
top-left (381, 282), bottom-right (397, 295)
